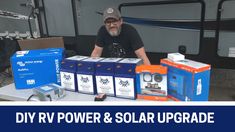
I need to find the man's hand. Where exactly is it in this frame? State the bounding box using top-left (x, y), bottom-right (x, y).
top-left (91, 45), bottom-right (103, 57)
top-left (135, 47), bottom-right (151, 65)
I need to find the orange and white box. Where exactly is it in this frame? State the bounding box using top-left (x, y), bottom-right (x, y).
top-left (136, 65), bottom-right (168, 101)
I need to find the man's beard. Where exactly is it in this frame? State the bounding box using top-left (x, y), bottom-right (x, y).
top-left (106, 27), bottom-right (121, 36)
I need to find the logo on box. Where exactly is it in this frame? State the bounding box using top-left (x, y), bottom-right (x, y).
top-left (63, 74), bottom-right (71, 81)
top-left (99, 78), bottom-right (110, 85)
top-left (119, 79), bottom-right (129, 87)
top-left (80, 77), bottom-right (89, 83)
top-left (16, 61), bottom-right (25, 67)
top-left (26, 79), bottom-right (35, 85)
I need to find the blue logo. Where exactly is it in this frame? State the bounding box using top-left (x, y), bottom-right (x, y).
top-left (63, 74), bottom-right (71, 80)
top-left (119, 80), bottom-right (129, 87)
top-left (81, 77), bottom-right (89, 83)
top-left (100, 78), bottom-right (109, 85)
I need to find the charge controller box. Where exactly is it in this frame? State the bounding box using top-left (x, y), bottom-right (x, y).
top-left (161, 58), bottom-right (211, 101)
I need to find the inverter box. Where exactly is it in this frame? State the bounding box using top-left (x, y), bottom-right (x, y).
top-left (161, 58), bottom-right (211, 101)
top-left (95, 58), bottom-right (122, 96)
top-left (60, 55), bottom-right (88, 92)
top-left (11, 48), bottom-right (64, 89)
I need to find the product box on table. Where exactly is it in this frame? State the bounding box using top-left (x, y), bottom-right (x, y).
top-left (76, 57), bottom-right (104, 94)
top-left (60, 55), bottom-right (88, 92)
top-left (11, 48), bottom-right (64, 89)
top-left (95, 58), bottom-right (122, 96)
top-left (136, 65), bottom-right (168, 101)
top-left (33, 83), bottom-right (66, 101)
top-left (161, 58), bottom-right (211, 101)
top-left (114, 58), bottom-right (143, 99)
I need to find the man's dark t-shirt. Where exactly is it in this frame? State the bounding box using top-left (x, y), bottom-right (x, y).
top-left (95, 23), bottom-right (143, 58)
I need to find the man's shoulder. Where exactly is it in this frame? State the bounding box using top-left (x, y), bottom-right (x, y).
top-left (99, 25), bottom-right (106, 31)
top-left (122, 23), bottom-right (136, 30)
top-left (122, 23), bottom-right (138, 34)
top-left (98, 25), bottom-right (108, 35)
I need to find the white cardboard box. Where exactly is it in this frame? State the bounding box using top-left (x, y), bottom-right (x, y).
top-left (167, 53), bottom-right (185, 62)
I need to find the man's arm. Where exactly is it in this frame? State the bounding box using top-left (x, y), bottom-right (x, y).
top-left (91, 45), bottom-right (103, 57)
top-left (135, 47), bottom-right (151, 65)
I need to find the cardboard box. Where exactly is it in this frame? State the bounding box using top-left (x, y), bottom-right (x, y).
top-left (167, 53), bottom-right (185, 62)
top-left (11, 48), bottom-right (64, 89)
top-left (18, 37), bottom-right (64, 50)
top-left (161, 58), bottom-right (211, 101)
top-left (136, 65), bottom-right (168, 101)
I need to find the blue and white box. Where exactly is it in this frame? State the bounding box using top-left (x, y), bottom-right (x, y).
top-left (114, 58), bottom-right (143, 99)
top-left (76, 57), bottom-right (104, 94)
top-left (60, 55), bottom-right (88, 92)
top-left (95, 58), bottom-right (122, 96)
top-left (161, 58), bottom-right (211, 101)
top-left (33, 83), bottom-right (66, 101)
top-left (11, 48), bottom-right (64, 89)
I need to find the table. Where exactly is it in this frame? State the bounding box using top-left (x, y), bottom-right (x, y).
top-left (0, 83), bottom-right (131, 101)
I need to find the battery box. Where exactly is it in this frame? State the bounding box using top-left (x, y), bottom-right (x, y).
top-left (95, 58), bottom-right (122, 96)
top-left (60, 55), bottom-right (88, 92)
top-left (114, 58), bottom-right (143, 99)
top-left (76, 57), bottom-right (104, 94)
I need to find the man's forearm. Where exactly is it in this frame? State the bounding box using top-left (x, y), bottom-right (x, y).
top-left (135, 47), bottom-right (151, 65)
top-left (91, 45), bottom-right (103, 57)
top-left (140, 55), bottom-right (151, 65)
top-left (91, 50), bottom-right (101, 57)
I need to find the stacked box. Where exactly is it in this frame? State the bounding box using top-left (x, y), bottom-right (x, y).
top-left (95, 58), bottom-right (122, 96)
top-left (76, 57), bottom-right (104, 94)
top-left (161, 58), bottom-right (211, 101)
top-left (167, 53), bottom-right (185, 61)
top-left (60, 55), bottom-right (88, 92)
top-left (136, 65), bottom-right (168, 101)
top-left (114, 58), bottom-right (143, 99)
top-left (11, 48), bottom-right (64, 89)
